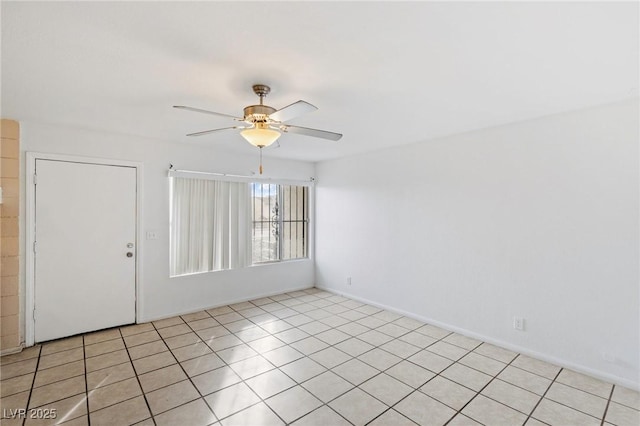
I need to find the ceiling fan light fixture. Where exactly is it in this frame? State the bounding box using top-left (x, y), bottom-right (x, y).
top-left (176, 84), bottom-right (342, 148)
top-left (241, 123), bottom-right (281, 148)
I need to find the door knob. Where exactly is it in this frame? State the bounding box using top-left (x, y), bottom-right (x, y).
top-left (126, 252), bottom-right (133, 258)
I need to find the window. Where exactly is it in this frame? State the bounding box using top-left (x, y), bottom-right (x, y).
top-left (251, 184), bottom-right (309, 263)
top-left (170, 175), bottom-right (309, 277)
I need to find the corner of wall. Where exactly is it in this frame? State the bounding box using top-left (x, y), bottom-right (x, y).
top-left (1, 118), bottom-right (22, 354)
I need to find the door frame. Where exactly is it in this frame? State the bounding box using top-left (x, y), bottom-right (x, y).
top-left (26, 152), bottom-right (144, 346)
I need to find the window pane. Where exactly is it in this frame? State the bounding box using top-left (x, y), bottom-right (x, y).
top-left (281, 185), bottom-right (308, 260)
top-left (250, 183), bottom-right (308, 264)
top-left (251, 183), bottom-right (280, 263)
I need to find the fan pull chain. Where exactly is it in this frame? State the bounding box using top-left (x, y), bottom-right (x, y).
top-left (259, 147), bottom-right (263, 175)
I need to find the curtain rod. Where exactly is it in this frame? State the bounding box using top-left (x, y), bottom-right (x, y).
top-left (167, 165), bottom-right (315, 183)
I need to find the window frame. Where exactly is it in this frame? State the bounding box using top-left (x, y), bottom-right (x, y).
top-left (250, 183), bottom-right (310, 265)
top-left (168, 170), bottom-right (314, 276)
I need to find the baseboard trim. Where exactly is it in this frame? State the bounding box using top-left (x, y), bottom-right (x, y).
top-left (140, 284), bottom-right (315, 323)
top-left (1, 344), bottom-right (24, 356)
top-left (315, 285), bottom-right (640, 391)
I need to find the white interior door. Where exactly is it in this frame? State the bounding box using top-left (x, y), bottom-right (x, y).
top-left (34, 159), bottom-right (137, 342)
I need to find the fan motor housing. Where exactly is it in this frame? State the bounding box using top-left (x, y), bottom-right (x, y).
top-left (244, 105), bottom-right (276, 122)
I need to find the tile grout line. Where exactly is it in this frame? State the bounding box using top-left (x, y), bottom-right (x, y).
top-left (148, 319), bottom-right (219, 424)
top-left (21, 345), bottom-right (42, 426)
top-left (533, 370), bottom-right (615, 422)
top-left (118, 327), bottom-right (157, 425)
top-left (523, 367), bottom-right (563, 425)
top-left (82, 335), bottom-right (91, 426)
top-left (31, 346), bottom-right (84, 371)
top-left (546, 375), bottom-right (617, 402)
top-left (363, 358), bottom-right (460, 426)
top-left (600, 384), bottom-right (615, 426)
top-left (317, 330), bottom-right (455, 424)
top-left (363, 340), bottom-right (486, 423)
top-left (439, 346), bottom-right (518, 426)
top-left (310, 320), bottom-right (460, 411)
top-left (536, 391), bottom-right (612, 422)
top-left (361, 364), bottom-right (438, 426)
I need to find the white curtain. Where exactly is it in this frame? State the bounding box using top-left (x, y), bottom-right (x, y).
top-left (170, 177), bottom-right (251, 276)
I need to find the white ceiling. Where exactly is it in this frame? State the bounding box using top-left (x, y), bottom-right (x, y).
top-left (2, 1), bottom-right (638, 162)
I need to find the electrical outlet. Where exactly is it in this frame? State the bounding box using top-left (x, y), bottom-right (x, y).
top-left (347, 277), bottom-right (352, 286)
top-left (146, 231), bottom-right (158, 240)
top-left (513, 316), bottom-right (525, 331)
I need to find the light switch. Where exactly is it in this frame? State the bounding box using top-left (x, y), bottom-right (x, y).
top-left (146, 231), bottom-right (158, 240)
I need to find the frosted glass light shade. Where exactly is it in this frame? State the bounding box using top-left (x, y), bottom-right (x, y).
top-left (241, 126), bottom-right (281, 147)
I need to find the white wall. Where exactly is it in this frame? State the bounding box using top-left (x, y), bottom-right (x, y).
top-left (19, 121), bottom-right (315, 327)
top-left (315, 99), bottom-right (639, 389)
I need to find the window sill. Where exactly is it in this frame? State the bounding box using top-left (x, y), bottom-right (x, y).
top-left (250, 257), bottom-right (310, 267)
top-left (170, 257), bottom-right (311, 278)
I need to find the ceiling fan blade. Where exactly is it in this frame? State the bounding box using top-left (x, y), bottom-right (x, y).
top-left (186, 126), bottom-right (242, 137)
top-left (269, 100), bottom-right (318, 122)
top-left (279, 124), bottom-right (342, 141)
top-left (174, 105), bottom-right (242, 120)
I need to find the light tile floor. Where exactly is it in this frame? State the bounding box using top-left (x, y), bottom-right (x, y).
top-left (1, 288), bottom-right (639, 426)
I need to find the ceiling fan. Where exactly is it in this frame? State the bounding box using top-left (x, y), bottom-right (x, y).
top-left (174, 84), bottom-right (342, 173)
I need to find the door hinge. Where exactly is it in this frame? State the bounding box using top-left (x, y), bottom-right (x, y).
top-left (33, 241), bottom-right (37, 254)
top-left (33, 173), bottom-right (38, 185)
top-left (33, 307), bottom-right (36, 321)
